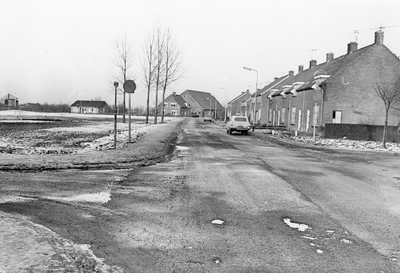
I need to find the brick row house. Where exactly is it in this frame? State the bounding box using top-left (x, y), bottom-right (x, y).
top-left (245, 30), bottom-right (400, 135)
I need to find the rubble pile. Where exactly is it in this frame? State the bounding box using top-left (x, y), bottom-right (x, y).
top-left (291, 135), bottom-right (400, 151)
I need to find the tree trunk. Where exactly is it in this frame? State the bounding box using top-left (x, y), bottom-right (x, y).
top-left (383, 109), bottom-right (389, 148)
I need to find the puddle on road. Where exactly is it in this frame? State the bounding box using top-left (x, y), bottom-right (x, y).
top-left (48, 192), bottom-right (111, 204)
top-left (283, 218), bottom-right (310, 232)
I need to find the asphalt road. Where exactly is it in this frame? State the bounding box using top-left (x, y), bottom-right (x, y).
top-left (2, 117), bottom-right (400, 272)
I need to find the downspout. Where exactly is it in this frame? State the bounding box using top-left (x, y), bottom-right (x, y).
top-left (320, 82), bottom-right (326, 132)
top-left (302, 91), bottom-right (306, 132)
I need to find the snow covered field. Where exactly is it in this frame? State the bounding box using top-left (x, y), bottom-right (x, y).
top-left (0, 110), bottom-right (175, 155)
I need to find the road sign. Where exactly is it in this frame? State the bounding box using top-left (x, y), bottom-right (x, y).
top-left (123, 80), bottom-right (136, 93)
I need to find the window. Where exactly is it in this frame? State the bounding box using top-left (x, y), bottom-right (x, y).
top-left (170, 103), bottom-right (176, 108)
top-left (306, 109), bottom-right (310, 131)
top-left (171, 110), bottom-right (177, 115)
top-left (164, 103), bottom-right (168, 107)
top-left (281, 108), bottom-right (286, 124)
top-left (269, 109), bottom-right (273, 122)
top-left (291, 107), bottom-right (296, 124)
top-left (234, 117), bottom-right (247, 122)
top-left (332, 110), bottom-right (342, 123)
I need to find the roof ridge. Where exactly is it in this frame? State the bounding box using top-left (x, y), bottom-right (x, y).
top-left (326, 44), bottom-right (376, 83)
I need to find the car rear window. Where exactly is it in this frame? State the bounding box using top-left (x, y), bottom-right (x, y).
top-left (234, 117), bottom-right (247, 122)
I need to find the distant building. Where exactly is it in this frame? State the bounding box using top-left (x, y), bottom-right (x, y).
top-left (159, 92), bottom-right (190, 116)
top-left (0, 93), bottom-right (19, 109)
top-left (158, 89), bottom-right (225, 119)
top-left (70, 100), bottom-right (111, 114)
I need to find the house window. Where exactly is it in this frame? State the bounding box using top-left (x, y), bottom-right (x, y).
top-left (269, 109), bottom-right (273, 122)
top-left (306, 109), bottom-right (310, 131)
top-left (164, 103), bottom-right (168, 107)
top-left (170, 103), bottom-right (176, 108)
top-left (171, 110), bottom-right (177, 115)
top-left (291, 107), bottom-right (296, 125)
top-left (332, 110), bottom-right (342, 123)
top-left (313, 104), bottom-right (320, 126)
top-left (281, 108), bottom-right (286, 124)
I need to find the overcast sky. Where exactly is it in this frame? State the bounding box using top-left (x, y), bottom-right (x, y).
top-left (1, 0), bottom-right (399, 108)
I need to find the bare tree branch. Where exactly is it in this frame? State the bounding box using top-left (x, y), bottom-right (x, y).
top-left (372, 75), bottom-right (400, 148)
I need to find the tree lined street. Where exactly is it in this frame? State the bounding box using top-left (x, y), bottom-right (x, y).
top-left (1, 117), bottom-right (400, 272)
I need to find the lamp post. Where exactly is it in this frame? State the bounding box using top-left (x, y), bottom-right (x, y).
top-left (218, 87), bottom-right (228, 122)
top-left (243, 67), bottom-right (258, 131)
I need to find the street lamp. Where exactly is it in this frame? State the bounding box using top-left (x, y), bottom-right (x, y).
top-left (243, 67), bottom-right (258, 131)
top-left (218, 87), bottom-right (228, 122)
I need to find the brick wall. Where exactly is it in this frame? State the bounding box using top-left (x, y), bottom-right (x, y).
top-left (324, 46), bottom-right (400, 126)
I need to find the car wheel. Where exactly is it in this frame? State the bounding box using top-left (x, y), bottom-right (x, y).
top-left (229, 129), bottom-right (233, 134)
top-left (245, 131), bottom-right (248, 135)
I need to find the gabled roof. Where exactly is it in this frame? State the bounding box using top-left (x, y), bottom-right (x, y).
top-left (1, 93), bottom-right (18, 100)
top-left (173, 94), bottom-right (189, 108)
top-left (258, 75), bottom-right (290, 97)
top-left (70, 100), bottom-right (108, 108)
top-left (228, 90), bottom-right (250, 104)
top-left (182, 89), bottom-right (224, 110)
top-left (296, 44), bottom-right (376, 91)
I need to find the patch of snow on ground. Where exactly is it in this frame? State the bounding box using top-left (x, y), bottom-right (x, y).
top-left (48, 192), bottom-right (111, 204)
top-left (283, 218), bottom-right (310, 232)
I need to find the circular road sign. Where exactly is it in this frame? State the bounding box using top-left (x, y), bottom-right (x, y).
top-left (123, 80), bottom-right (136, 93)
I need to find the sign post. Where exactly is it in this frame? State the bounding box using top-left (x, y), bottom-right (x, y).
top-left (123, 80), bottom-right (136, 143)
top-left (113, 82), bottom-right (118, 149)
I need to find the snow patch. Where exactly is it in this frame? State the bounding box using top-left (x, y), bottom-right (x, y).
top-left (49, 192), bottom-right (111, 204)
top-left (283, 218), bottom-right (310, 232)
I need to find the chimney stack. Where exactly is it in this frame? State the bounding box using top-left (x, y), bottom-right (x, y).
top-left (289, 70), bottom-right (294, 77)
top-left (309, 60), bottom-right (317, 68)
top-left (347, 42), bottom-right (358, 54)
top-left (173, 91), bottom-right (176, 95)
top-left (374, 30), bottom-right (384, 45)
top-left (274, 77), bottom-right (279, 81)
top-left (298, 65), bottom-right (304, 73)
top-left (326, 52), bottom-right (334, 62)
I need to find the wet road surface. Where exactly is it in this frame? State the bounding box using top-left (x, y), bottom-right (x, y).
top-left (1, 117), bottom-right (400, 272)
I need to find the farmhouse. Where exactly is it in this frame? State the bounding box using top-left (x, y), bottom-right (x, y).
top-left (159, 90), bottom-right (224, 119)
top-left (0, 93), bottom-right (19, 110)
top-left (70, 100), bottom-right (111, 114)
top-left (160, 92), bottom-right (190, 116)
top-left (242, 30), bottom-right (400, 135)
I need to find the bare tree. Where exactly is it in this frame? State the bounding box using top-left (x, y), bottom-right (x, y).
top-left (114, 36), bottom-right (134, 123)
top-left (142, 30), bottom-right (157, 124)
top-left (372, 76), bottom-right (400, 148)
top-left (153, 27), bottom-right (166, 124)
top-left (160, 28), bottom-right (184, 123)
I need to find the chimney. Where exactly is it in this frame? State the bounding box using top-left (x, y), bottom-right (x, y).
top-left (172, 91), bottom-right (176, 95)
top-left (326, 52), bottom-right (334, 62)
top-left (298, 65), bottom-right (304, 73)
top-left (374, 30), bottom-right (384, 45)
top-left (309, 60), bottom-right (317, 68)
top-left (274, 77), bottom-right (279, 81)
top-left (347, 42), bottom-right (358, 54)
top-left (289, 70), bottom-right (294, 77)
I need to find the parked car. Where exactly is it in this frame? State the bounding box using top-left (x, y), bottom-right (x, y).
top-left (226, 116), bottom-right (251, 135)
top-left (204, 116), bottom-right (213, 122)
